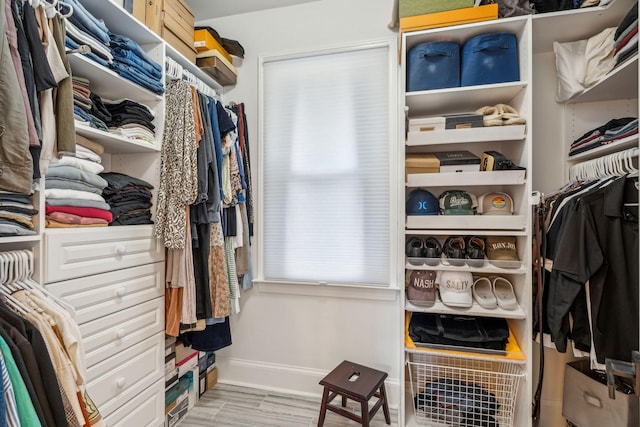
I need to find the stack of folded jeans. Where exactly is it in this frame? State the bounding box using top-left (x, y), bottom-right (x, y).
top-left (45, 156), bottom-right (112, 228)
top-left (104, 99), bottom-right (156, 143)
top-left (100, 172), bottom-right (154, 226)
top-left (0, 193), bottom-right (38, 237)
top-left (64, 0), bottom-right (113, 67)
top-left (109, 34), bottom-right (164, 95)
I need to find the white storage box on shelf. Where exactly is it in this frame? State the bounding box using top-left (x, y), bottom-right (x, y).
top-left (407, 350), bottom-right (525, 427)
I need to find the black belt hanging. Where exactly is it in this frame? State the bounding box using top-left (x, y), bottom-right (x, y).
top-left (532, 199), bottom-right (547, 426)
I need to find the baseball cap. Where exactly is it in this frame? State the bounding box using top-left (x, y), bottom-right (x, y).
top-left (406, 270), bottom-right (436, 307)
top-left (439, 190), bottom-right (477, 215)
top-left (406, 189), bottom-right (439, 216)
top-left (436, 271), bottom-right (473, 308)
top-left (478, 192), bottom-right (514, 215)
top-left (485, 236), bottom-right (519, 268)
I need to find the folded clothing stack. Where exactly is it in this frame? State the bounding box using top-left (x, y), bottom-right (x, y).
top-left (109, 34), bottom-right (164, 95)
top-left (100, 172), bottom-right (154, 226)
top-left (63, 0), bottom-right (164, 94)
top-left (104, 99), bottom-right (156, 143)
top-left (569, 117), bottom-right (638, 156)
top-left (45, 136), bottom-right (112, 228)
top-left (613, 2), bottom-right (638, 68)
top-left (72, 76), bottom-right (108, 131)
top-left (0, 193), bottom-right (38, 237)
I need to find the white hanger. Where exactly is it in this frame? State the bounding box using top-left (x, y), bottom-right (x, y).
top-left (56, 0), bottom-right (73, 18)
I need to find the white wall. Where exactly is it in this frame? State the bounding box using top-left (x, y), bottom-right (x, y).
top-left (195, 0), bottom-right (402, 407)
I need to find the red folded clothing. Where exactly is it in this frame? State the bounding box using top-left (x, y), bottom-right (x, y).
top-left (45, 205), bottom-right (113, 222)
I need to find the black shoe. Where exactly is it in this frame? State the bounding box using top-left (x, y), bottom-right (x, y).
top-left (443, 236), bottom-right (466, 266)
top-left (465, 236), bottom-right (486, 267)
top-left (422, 237), bottom-right (442, 266)
top-left (406, 237), bottom-right (425, 266)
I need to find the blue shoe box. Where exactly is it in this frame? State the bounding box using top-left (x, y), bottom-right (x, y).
top-left (407, 41), bottom-right (460, 91)
top-left (461, 32), bottom-right (519, 87)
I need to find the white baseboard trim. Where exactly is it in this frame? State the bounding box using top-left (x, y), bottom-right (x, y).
top-left (216, 357), bottom-right (400, 409)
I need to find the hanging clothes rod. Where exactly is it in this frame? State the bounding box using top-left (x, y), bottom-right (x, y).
top-left (569, 147), bottom-right (639, 181)
top-left (165, 56), bottom-right (219, 99)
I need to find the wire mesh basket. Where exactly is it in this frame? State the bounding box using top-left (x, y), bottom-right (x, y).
top-left (407, 350), bottom-right (525, 426)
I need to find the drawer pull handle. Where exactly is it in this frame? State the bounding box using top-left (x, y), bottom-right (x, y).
top-left (583, 392), bottom-right (602, 408)
top-left (115, 329), bottom-right (125, 339)
top-left (115, 288), bottom-right (126, 298)
top-left (116, 378), bottom-right (126, 388)
top-left (115, 245), bottom-right (126, 255)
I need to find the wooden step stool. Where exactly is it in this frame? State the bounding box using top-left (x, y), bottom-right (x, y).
top-left (318, 360), bottom-right (391, 427)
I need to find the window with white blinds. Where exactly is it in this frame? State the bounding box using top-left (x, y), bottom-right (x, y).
top-left (259, 43), bottom-right (392, 287)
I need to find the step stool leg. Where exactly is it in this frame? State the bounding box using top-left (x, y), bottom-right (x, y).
top-left (380, 383), bottom-right (391, 425)
top-left (341, 395), bottom-right (347, 407)
top-left (360, 400), bottom-right (370, 427)
top-left (318, 387), bottom-right (329, 427)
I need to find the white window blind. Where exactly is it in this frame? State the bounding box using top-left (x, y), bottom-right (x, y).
top-left (260, 44), bottom-right (391, 286)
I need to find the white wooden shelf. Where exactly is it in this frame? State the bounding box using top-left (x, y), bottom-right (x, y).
top-left (406, 81), bottom-right (529, 117)
top-left (406, 229), bottom-right (529, 237)
top-left (405, 299), bottom-right (527, 320)
top-left (567, 134), bottom-right (638, 162)
top-left (406, 170), bottom-right (526, 187)
top-left (165, 43), bottom-right (224, 94)
top-left (75, 123), bottom-right (160, 154)
top-left (0, 235), bottom-right (40, 244)
top-left (68, 54), bottom-right (162, 103)
top-left (405, 260), bottom-right (527, 275)
top-left (406, 125), bottom-right (526, 147)
top-left (567, 55), bottom-right (638, 104)
top-left (406, 215), bottom-right (527, 231)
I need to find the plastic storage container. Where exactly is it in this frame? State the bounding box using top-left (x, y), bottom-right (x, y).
top-left (461, 32), bottom-right (519, 87)
top-left (407, 41), bottom-right (460, 92)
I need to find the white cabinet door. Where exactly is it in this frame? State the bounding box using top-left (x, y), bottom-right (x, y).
top-left (44, 225), bottom-right (164, 283)
top-left (103, 379), bottom-right (165, 427)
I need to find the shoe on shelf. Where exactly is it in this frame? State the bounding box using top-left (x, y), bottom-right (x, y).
top-left (465, 236), bottom-right (486, 267)
top-left (442, 236), bottom-right (466, 266)
top-left (422, 237), bottom-right (442, 266)
top-left (492, 276), bottom-right (518, 310)
top-left (475, 105), bottom-right (503, 126)
top-left (406, 236), bottom-right (426, 266)
top-left (472, 277), bottom-right (497, 309)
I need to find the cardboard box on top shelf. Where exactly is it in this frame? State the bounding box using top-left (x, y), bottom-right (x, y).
top-left (400, 4), bottom-right (498, 33)
top-left (399, 0), bottom-right (474, 18)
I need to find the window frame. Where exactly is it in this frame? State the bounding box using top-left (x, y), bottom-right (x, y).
top-left (255, 38), bottom-right (400, 294)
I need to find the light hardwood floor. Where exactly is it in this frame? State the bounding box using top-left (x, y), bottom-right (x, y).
top-left (178, 383), bottom-right (399, 427)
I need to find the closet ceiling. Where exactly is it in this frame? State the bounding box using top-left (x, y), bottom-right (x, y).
top-left (185, 0), bottom-right (320, 20)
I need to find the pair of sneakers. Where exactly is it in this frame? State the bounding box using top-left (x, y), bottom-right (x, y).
top-left (406, 237), bottom-right (442, 266)
top-left (472, 276), bottom-right (518, 310)
top-left (441, 236), bottom-right (486, 267)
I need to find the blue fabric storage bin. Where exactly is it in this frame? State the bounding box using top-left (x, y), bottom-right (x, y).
top-left (461, 32), bottom-right (519, 87)
top-left (407, 41), bottom-right (460, 91)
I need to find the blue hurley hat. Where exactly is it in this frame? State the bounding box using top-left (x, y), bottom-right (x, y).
top-left (406, 189), bottom-right (439, 216)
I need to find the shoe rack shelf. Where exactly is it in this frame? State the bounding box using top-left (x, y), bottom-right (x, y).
top-left (406, 125), bottom-right (526, 147)
top-left (406, 170), bottom-right (526, 187)
top-left (405, 299), bottom-right (527, 320)
top-left (400, 15), bottom-right (533, 427)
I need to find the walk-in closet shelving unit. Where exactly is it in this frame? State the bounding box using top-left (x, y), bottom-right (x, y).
top-left (400, 16), bottom-right (533, 427)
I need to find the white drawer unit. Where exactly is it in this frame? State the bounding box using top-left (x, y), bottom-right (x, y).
top-left (46, 262), bottom-right (164, 324)
top-left (86, 332), bottom-right (164, 416)
top-left (44, 225), bottom-right (164, 283)
top-left (103, 379), bottom-right (165, 427)
top-left (80, 298), bottom-right (164, 367)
